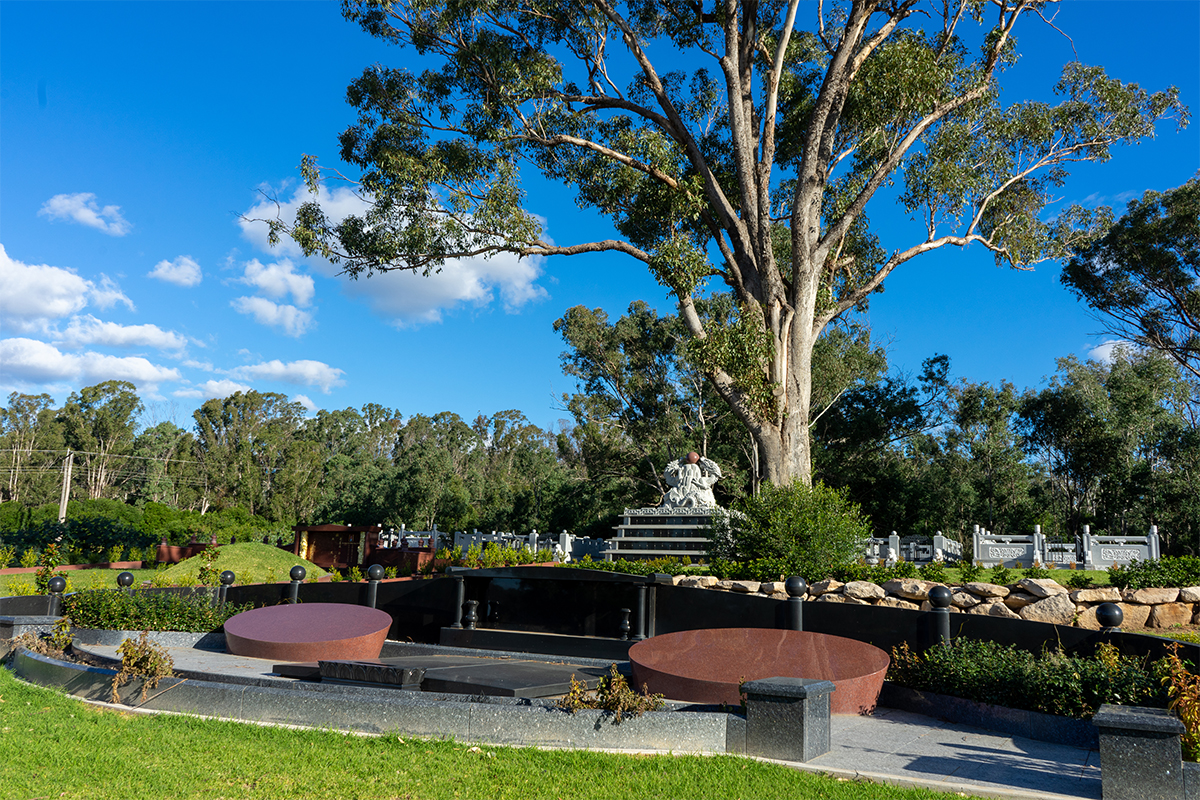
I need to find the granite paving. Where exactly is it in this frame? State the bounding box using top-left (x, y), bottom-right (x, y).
top-left (70, 641), bottom-right (1103, 800)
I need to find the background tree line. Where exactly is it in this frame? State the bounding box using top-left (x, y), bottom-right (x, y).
top-left (2, 299), bottom-right (1197, 554)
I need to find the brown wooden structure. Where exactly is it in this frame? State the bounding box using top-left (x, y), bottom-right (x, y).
top-left (286, 524), bottom-right (435, 572)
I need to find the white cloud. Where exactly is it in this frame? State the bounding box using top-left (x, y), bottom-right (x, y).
top-left (293, 394), bottom-right (318, 413)
top-left (38, 192), bottom-right (132, 236)
top-left (148, 255), bottom-right (202, 287)
top-left (0, 245), bottom-right (133, 332)
top-left (236, 258), bottom-right (314, 306)
top-left (0, 338), bottom-right (180, 389)
top-left (230, 296), bottom-right (313, 337)
top-left (1087, 339), bottom-right (1137, 365)
top-left (239, 186), bottom-right (547, 326)
top-left (183, 359), bottom-right (214, 371)
top-left (173, 379), bottom-right (254, 400)
top-left (346, 250), bottom-right (548, 325)
top-left (228, 359), bottom-right (345, 393)
top-left (54, 315), bottom-right (187, 352)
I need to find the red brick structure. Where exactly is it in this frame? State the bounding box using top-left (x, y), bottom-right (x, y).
top-left (286, 524), bottom-right (435, 572)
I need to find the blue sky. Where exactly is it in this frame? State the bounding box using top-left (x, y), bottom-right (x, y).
top-left (1, 1), bottom-right (1197, 433)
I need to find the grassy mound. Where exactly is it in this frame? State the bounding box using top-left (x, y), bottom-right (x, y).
top-left (157, 542), bottom-right (326, 586)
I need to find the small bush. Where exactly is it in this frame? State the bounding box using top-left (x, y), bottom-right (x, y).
top-left (348, 567), bottom-right (364, 583)
top-left (111, 631), bottom-right (175, 703)
top-left (329, 569), bottom-right (343, 582)
top-left (34, 543), bottom-right (66, 595)
top-left (1109, 557), bottom-right (1200, 591)
top-left (889, 639), bottom-right (1166, 719)
top-left (918, 560), bottom-right (947, 583)
top-left (556, 664), bottom-right (664, 724)
top-left (384, 566), bottom-right (398, 579)
top-left (62, 588), bottom-right (248, 633)
top-left (1065, 571), bottom-right (1093, 590)
top-left (1159, 642), bottom-right (1200, 761)
top-left (0, 544), bottom-right (16, 568)
top-left (1022, 562), bottom-right (1051, 580)
top-left (19, 547), bottom-right (38, 568)
top-left (106, 544), bottom-right (125, 564)
top-left (957, 561), bottom-right (984, 584)
top-left (707, 481), bottom-right (871, 582)
top-left (990, 566), bottom-right (1014, 586)
top-left (196, 543), bottom-right (221, 586)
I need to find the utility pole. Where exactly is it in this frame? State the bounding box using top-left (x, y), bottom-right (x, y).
top-left (57, 449), bottom-right (73, 523)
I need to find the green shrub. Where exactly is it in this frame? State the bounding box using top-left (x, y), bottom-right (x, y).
top-left (888, 638), bottom-right (1167, 719)
top-left (348, 566), bottom-right (364, 583)
top-left (111, 631), bottom-right (175, 703)
top-left (957, 561), bottom-right (984, 584)
top-left (384, 566), bottom-right (398, 579)
top-left (62, 588), bottom-right (249, 632)
top-left (19, 547), bottom-right (38, 568)
top-left (1022, 562), bottom-right (1052, 580)
top-left (919, 560), bottom-right (948, 583)
top-left (1109, 557), bottom-right (1200, 591)
top-left (707, 481), bottom-right (871, 582)
top-left (34, 543), bottom-right (66, 595)
top-left (0, 544), bottom-right (16, 568)
top-left (892, 560), bottom-right (919, 579)
top-left (1065, 571), bottom-right (1093, 590)
top-left (990, 565), bottom-right (1014, 585)
top-left (556, 664), bottom-right (664, 724)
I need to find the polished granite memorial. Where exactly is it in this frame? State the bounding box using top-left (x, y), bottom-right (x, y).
top-left (629, 628), bottom-right (890, 714)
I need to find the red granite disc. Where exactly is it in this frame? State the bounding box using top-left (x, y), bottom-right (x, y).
top-left (629, 628), bottom-right (889, 714)
top-left (224, 603), bottom-right (391, 662)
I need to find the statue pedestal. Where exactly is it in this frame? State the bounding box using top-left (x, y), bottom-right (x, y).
top-left (606, 507), bottom-right (714, 563)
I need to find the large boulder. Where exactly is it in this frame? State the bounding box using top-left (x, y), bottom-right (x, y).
top-left (876, 597), bottom-right (920, 611)
top-left (1015, 578), bottom-right (1068, 598)
top-left (1070, 587), bottom-right (1120, 603)
top-left (1002, 590), bottom-right (1039, 610)
top-left (809, 578), bottom-right (845, 596)
top-left (963, 582), bottom-right (1010, 599)
top-left (1019, 594), bottom-right (1076, 625)
top-left (950, 589), bottom-right (982, 609)
top-left (882, 579), bottom-right (940, 601)
top-left (1149, 603), bottom-right (1194, 629)
top-left (1116, 602), bottom-right (1152, 628)
top-left (1179, 586), bottom-right (1200, 603)
top-left (843, 581), bottom-right (887, 601)
top-left (1123, 587), bottom-right (1180, 605)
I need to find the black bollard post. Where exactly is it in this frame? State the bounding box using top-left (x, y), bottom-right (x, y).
top-left (632, 583), bottom-right (647, 641)
top-left (785, 576), bottom-right (807, 631)
top-left (928, 585), bottom-right (952, 646)
top-left (366, 564), bottom-right (384, 609)
top-left (1096, 602), bottom-right (1124, 634)
top-left (116, 571), bottom-right (135, 596)
top-left (48, 576), bottom-right (66, 617)
top-left (219, 570), bottom-right (235, 606)
top-left (463, 599), bottom-right (479, 630)
top-left (619, 608), bottom-right (631, 640)
top-left (288, 565), bottom-right (305, 604)
top-left (450, 570), bottom-right (466, 629)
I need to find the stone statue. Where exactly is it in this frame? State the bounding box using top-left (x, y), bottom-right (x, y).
top-left (662, 452), bottom-right (722, 508)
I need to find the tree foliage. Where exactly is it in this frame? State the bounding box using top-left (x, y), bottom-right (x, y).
top-left (262, 0), bottom-right (1186, 486)
top-left (1062, 178), bottom-right (1200, 383)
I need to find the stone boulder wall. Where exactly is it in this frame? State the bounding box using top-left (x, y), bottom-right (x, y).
top-left (671, 573), bottom-right (1200, 630)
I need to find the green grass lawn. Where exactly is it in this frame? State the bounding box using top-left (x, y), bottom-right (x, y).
top-left (0, 667), bottom-right (983, 800)
top-left (0, 543), bottom-right (327, 596)
top-left (0, 568), bottom-right (155, 596)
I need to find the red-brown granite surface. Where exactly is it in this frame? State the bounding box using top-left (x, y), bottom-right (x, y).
top-left (224, 603), bottom-right (391, 662)
top-left (629, 628), bottom-right (889, 714)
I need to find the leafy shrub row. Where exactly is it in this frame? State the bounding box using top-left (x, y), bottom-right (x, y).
top-left (62, 589), bottom-right (249, 632)
top-left (888, 639), bottom-right (1168, 719)
top-left (1109, 557), bottom-right (1200, 590)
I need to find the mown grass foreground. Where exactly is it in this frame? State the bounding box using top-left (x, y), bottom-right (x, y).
top-left (0, 668), bottom-right (983, 800)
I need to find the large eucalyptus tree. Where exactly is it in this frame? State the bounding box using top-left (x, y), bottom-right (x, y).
top-left (268, 0), bottom-right (1185, 485)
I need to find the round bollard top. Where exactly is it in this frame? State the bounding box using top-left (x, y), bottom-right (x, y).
top-left (48, 575), bottom-right (67, 594)
top-left (784, 576), bottom-right (808, 598)
top-left (116, 571), bottom-right (134, 588)
top-left (1096, 602), bottom-right (1124, 629)
top-left (289, 565), bottom-right (307, 582)
top-left (219, 570), bottom-right (236, 586)
top-left (367, 564), bottom-right (385, 581)
top-left (928, 585), bottom-right (953, 608)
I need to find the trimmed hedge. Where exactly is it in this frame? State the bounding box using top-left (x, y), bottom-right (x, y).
top-left (888, 638), bottom-right (1169, 719)
top-left (62, 588), bottom-right (249, 633)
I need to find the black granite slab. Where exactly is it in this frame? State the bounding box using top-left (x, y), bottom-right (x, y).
top-left (291, 653), bottom-right (607, 698)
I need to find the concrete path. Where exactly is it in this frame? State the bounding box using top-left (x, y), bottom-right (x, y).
top-left (72, 642), bottom-right (1101, 800)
